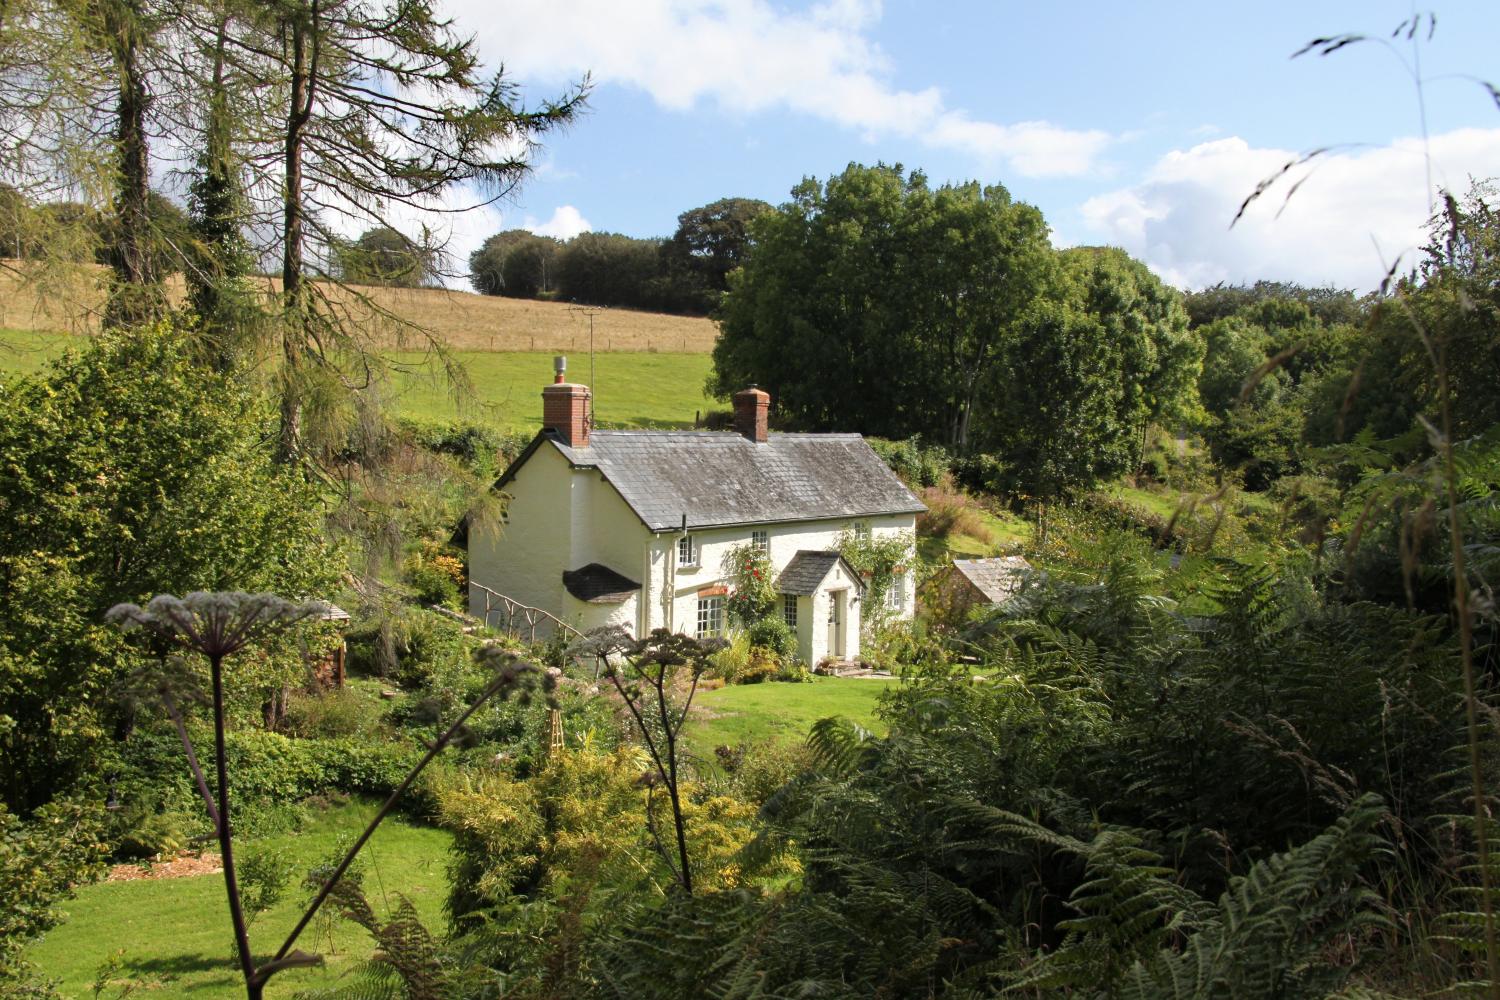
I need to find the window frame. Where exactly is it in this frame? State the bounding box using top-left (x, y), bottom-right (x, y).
top-left (854, 521), bottom-right (871, 542)
top-left (782, 593), bottom-right (798, 627)
top-left (677, 534), bottom-right (697, 568)
top-left (887, 571), bottom-right (906, 610)
top-left (751, 529), bottom-right (769, 552)
top-left (696, 596), bottom-right (724, 638)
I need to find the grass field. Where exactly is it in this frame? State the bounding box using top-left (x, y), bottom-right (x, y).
top-left (0, 330), bottom-right (718, 434)
top-left (0, 267), bottom-right (718, 352)
top-left (685, 676), bottom-right (898, 759)
top-left (28, 799), bottom-right (452, 1000)
top-left (391, 351), bottom-right (716, 431)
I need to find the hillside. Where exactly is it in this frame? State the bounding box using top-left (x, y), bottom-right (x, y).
top-left (0, 265), bottom-right (718, 353)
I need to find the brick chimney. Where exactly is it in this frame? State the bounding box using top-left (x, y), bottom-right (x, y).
top-left (542, 356), bottom-right (591, 447)
top-left (733, 386), bottom-right (769, 443)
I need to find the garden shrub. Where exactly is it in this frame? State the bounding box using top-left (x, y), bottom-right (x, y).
top-left (868, 436), bottom-right (952, 489)
top-left (774, 658), bottom-right (812, 683)
top-left (746, 615), bottom-right (796, 660)
top-left (951, 450), bottom-right (1012, 495)
top-left (0, 799), bottom-right (107, 984)
top-left (281, 687), bottom-right (384, 740)
top-left (345, 605), bottom-right (469, 687)
top-left (712, 739), bottom-right (816, 806)
top-left (736, 648), bottom-right (780, 685)
top-left (402, 540), bottom-right (466, 609)
top-left (708, 633), bottom-right (753, 683)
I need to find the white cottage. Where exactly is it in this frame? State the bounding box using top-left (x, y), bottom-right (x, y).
top-left (466, 361), bottom-right (925, 664)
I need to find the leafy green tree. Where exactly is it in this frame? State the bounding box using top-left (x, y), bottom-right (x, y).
top-left (468, 229), bottom-right (560, 297)
top-left (659, 196), bottom-right (771, 311)
top-left (712, 164), bottom-right (1053, 451)
top-left (555, 231), bottom-right (664, 309)
top-left (0, 326), bottom-right (336, 812)
top-left (0, 799), bottom-right (106, 988)
top-left (334, 226), bottom-right (437, 288)
top-left (980, 248), bottom-right (1198, 509)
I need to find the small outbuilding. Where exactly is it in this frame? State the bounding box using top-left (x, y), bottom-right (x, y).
top-left (930, 556), bottom-right (1033, 622)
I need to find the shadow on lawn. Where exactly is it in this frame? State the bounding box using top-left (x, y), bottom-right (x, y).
top-left (121, 952), bottom-right (234, 980)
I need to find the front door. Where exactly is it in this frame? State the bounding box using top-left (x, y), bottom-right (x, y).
top-left (828, 590), bottom-right (846, 659)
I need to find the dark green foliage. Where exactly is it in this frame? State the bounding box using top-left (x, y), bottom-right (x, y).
top-left (712, 167), bottom-right (1199, 501)
top-left (345, 606), bottom-right (469, 688)
top-left (868, 435), bottom-right (953, 489)
top-left (119, 728), bottom-right (423, 808)
top-left (1183, 280), bottom-right (1367, 331)
top-left (746, 615), bottom-right (796, 660)
top-left (553, 231), bottom-right (701, 313)
top-left (467, 229), bottom-right (560, 298)
top-left (712, 164), bottom-right (1055, 452)
top-left (657, 197), bottom-right (772, 312)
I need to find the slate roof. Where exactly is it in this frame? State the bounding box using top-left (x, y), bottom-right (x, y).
top-left (951, 557), bottom-right (1033, 604)
top-left (778, 550), bottom-right (864, 596)
top-left (538, 430), bottom-right (925, 532)
top-left (561, 563), bottom-right (641, 604)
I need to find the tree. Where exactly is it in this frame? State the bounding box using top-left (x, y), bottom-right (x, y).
top-left (468, 229), bottom-right (559, 297)
top-left (555, 231), bottom-right (664, 309)
top-left (712, 164), bottom-right (1052, 451)
top-left (659, 196), bottom-right (771, 311)
top-left (1053, 247), bottom-right (1201, 461)
top-left (197, 0), bottom-right (588, 459)
top-left (0, 326), bottom-right (336, 812)
top-left (335, 226), bottom-right (437, 288)
top-left (979, 250), bottom-right (1197, 515)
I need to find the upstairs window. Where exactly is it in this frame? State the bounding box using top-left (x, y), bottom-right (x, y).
top-left (696, 596), bottom-right (724, 638)
top-left (678, 534), bottom-right (697, 567)
top-left (782, 594), bottom-right (798, 627)
top-left (751, 529), bottom-right (769, 552)
top-left (854, 521), bottom-right (871, 542)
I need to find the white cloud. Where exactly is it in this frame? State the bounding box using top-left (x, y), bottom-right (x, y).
top-left (455, 0), bottom-right (1113, 178)
top-left (525, 205), bottom-right (593, 240)
top-left (1080, 128), bottom-right (1500, 291)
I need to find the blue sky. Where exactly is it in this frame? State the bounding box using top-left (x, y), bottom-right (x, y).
top-left (438, 0), bottom-right (1500, 291)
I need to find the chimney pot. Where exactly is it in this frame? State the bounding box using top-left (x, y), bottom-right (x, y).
top-left (732, 386), bottom-right (770, 443)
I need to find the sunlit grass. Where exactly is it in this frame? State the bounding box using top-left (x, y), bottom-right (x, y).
top-left (28, 798), bottom-right (452, 1000)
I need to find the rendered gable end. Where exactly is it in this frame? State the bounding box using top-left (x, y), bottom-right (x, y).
top-left (468, 441), bottom-right (652, 635)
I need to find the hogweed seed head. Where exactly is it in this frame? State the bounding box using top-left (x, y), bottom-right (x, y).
top-left (107, 591), bottom-right (328, 659)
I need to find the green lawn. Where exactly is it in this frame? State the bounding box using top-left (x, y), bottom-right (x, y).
top-left (28, 798), bottom-right (453, 999)
top-left (685, 676), bottom-right (898, 758)
top-left (0, 331), bottom-right (717, 435)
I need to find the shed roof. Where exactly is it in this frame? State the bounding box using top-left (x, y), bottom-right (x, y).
top-left (525, 430), bottom-right (924, 532)
top-left (778, 550), bottom-right (865, 596)
top-left (951, 557), bottom-right (1033, 604)
top-left (561, 563), bottom-right (641, 604)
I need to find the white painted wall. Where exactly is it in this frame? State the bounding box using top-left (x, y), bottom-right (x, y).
top-left (469, 443), bottom-right (652, 636)
top-left (658, 513), bottom-right (914, 660)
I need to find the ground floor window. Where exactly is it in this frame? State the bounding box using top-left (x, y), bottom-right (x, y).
top-left (697, 596), bottom-right (724, 638)
top-left (888, 571), bottom-right (907, 610)
top-left (782, 593), bottom-right (798, 627)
